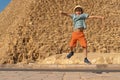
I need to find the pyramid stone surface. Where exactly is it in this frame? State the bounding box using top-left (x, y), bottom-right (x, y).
top-left (0, 0), bottom-right (120, 64)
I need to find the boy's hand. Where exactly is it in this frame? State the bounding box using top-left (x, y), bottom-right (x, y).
top-left (101, 17), bottom-right (104, 23)
top-left (59, 11), bottom-right (63, 14)
top-left (101, 17), bottom-right (105, 30)
top-left (101, 17), bottom-right (105, 20)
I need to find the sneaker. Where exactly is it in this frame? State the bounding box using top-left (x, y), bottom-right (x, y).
top-left (67, 52), bottom-right (74, 59)
top-left (84, 58), bottom-right (91, 64)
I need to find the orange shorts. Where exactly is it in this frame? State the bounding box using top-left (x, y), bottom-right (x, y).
top-left (70, 31), bottom-right (87, 48)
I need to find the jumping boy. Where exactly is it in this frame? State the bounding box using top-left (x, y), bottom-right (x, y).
top-left (60, 5), bottom-right (104, 64)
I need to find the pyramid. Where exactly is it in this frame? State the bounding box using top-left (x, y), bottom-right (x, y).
top-left (0, 0), bottom-right (120, 64)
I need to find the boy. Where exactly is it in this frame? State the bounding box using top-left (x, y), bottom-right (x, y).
top-left (60, 5), bottom-right (104, 64)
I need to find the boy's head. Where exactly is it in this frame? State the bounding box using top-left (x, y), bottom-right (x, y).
top-left (74, 5), bottom-right (83, 15)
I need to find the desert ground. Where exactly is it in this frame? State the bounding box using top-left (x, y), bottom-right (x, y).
top-left (0, 71), bottom-right (120, 80)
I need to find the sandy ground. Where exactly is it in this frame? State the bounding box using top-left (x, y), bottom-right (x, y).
top-left (0, 71), bottom-right (120, 80)
top-left (38, 53), bottom-right (120, 64)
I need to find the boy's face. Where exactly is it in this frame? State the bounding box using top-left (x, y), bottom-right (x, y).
top-left (75, 10), bottom-right (82, 15)
top-left (75, 8), bottom-right (82, 15)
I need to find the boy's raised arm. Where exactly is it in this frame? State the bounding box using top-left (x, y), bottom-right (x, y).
top-left (60, 11), bottom-right (71, 17)
top-left (88, 16), bottom-right (105, 24)
top-left (88, 16), bottom-right (104, 19)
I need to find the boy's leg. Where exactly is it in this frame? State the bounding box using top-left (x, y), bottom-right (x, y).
top-left (83, 47), bottom-right (87, 58)
top-left (70, 46), bottom-right (74, 52)
top-left (83, 47), bottom-right (91, 64)
top-left (78, 36), bottom-right (87, 57)
top-left (67, 40), bottom-right (77, 58)
top-left (67, 32), bottom-right (77, 59)
top-left (67, 46), bottom-right (74, 59)
top-left (79, 37), bottom-right (91, 64)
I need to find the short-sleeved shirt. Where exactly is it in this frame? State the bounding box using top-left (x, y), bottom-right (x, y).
top-left (70, 13), bottom-right (89, 29)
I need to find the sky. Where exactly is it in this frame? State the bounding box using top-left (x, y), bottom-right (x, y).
top-left (0, 0), bottom-right (11, 12)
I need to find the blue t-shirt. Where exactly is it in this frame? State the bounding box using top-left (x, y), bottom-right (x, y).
top-left (70, 13), bottom-right (89, 29)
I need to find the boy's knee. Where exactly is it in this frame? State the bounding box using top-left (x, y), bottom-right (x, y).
top-left (82, 45), bottom-right (87, 48)
top-left (70, 44), bottom-right (76, 48)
